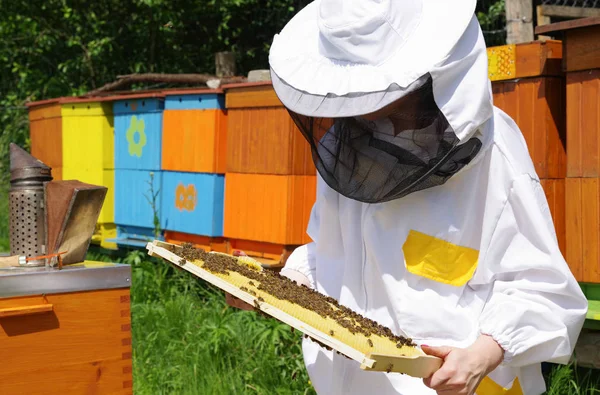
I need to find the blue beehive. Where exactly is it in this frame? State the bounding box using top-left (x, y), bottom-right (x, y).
top-left (114, 169), bottom-right (162, 228)
top-left (161, 171), bottom-right (224, 237)
top-left (114, 97), bottom-right (164, 170)
top-left (164, 93), bottom-right (225, 110)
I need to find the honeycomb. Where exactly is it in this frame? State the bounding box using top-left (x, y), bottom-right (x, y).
top-left (487, 44), bottom-right (516, 81)
top-left (156, 242), bottom-right (423, 364)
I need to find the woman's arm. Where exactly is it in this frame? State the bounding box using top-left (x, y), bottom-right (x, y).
top-left (474, 174), bottom-right (587, 367)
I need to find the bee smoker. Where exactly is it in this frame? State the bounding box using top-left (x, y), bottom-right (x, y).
top-left (8, 143), bottom-right (53, 267)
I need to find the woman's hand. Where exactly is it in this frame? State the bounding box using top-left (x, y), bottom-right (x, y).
top-left (421, 335), bottom-right (504, 395)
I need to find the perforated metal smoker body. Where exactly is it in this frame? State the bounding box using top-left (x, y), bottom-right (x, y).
top-left (9, 144), bottom-right (53, 266)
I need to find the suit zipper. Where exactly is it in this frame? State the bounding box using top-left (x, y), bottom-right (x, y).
top-left (361, 203), bottom-right (369, 312)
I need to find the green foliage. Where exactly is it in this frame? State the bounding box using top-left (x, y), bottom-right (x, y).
top-left (0, 0), bottom-right (306, 182)
top-left (544, 364), bottom-right (600, 395)
top-left (476, 0), bottom-right (506, 47)
top-left (144, 172), bottom-right (162, 240)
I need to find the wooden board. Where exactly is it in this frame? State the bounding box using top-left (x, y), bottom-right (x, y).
top-left (535, 17), bottom-right (600, 72)
top-left (146, 241), bottom-right (442, 378)
top-left (493, 77), bottom-right (566, 179)
top-left (226, 107), bottom-right (315, 175)
top-left (566, 70), bottom-right (600, 178)
top-left (161, 109), bottom-right (227, 173)
top-left (223, 173), bottom-right (315, 245)
top-left (487, 40), bottom-right (563, 81)
top-left (28, 102), bottom-right (63, 172)
top-left (225, 85), bottom-right (282, 109)
top-left (0, 288), bottom-right (132, 394)
top-left (564, 25), bottom-right (600, 72)
top-left (540, 179), bottom-right (566, 257)
top-left (566, 178), bottom-right (600, 284)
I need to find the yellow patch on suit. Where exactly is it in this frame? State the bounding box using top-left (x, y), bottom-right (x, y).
top-left (402, 230), bottom-right (479, 286)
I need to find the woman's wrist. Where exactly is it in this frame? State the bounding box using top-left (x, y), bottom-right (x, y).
top-left (468, 334), bottom-right (505, 374)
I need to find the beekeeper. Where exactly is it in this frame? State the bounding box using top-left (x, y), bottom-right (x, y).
top-left (230, 0), bottom-right (589, 394)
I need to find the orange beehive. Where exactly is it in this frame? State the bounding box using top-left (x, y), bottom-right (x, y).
top-left (535, 18), bottom-right (600, 285)
top-left (540, 178), bottom-right (566, 257)
top-left (566, 178), bottom-right (600, 284)
top-left (0, 263), bottom-right (132, 395)
top-left (223, 173), bottom-right (315, 246)
top-left (489, 40), bottom-right (565, 179)
top-left (224, 82), bottom-right (315, 175)
top-left (161, 89), bottom-right (227, 173)
top-left (26, 99), bottom-right (63, 180)
top-left (566, 70), bottom-right (600, 178)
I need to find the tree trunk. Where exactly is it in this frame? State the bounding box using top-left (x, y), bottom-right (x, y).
top-left (506, 0), bottom-right (534, 44)
top-left (215, 52), bottom-right (236, 78)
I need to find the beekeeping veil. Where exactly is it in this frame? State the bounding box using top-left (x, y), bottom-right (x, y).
top-left (268, 0), bottom-right (493, 203)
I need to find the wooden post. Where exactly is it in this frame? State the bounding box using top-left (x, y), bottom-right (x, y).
top-left (506, 0), bottom-right (534, 44)
top-left (536, 5), bottom-right (552, 41)
top-left (215, 52), bottom-right (236, 78)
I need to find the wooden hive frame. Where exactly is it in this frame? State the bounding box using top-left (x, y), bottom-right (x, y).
top-left (146, 240), bottom-right (442, 378)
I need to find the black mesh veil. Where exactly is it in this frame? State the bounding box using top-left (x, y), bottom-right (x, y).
top-left (288, 74), bottom-right (483, 204)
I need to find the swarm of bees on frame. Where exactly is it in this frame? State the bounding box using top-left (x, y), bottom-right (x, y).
top-left (172, 243), bottom-right (416, 357)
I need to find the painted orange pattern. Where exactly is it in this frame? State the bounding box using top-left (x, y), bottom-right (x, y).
top-left (175, 183), bottom-right (197, 212)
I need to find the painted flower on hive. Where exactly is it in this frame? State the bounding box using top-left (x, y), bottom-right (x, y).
top-left (175, 183), bottom-right (197, 212)
top-left (126, 115), bottom-right (147, 157)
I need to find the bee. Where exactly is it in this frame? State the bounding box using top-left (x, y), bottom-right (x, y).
top-left (253, 300), bottom-right (261, 309)
top-left (329, 330), bottom-right (335, 336)
top-left (257, 297), bottom-right (264, 302)
top-left (367, 339), bottom-right (373, 347)
top-left (386, 364), bottom-right (393, 374)
top-left (240, 286), bottom-right (248, 292)
top-left (248, 281), bottom-right (255, 286)
top-left (248, 290), bottom-right (257, 296)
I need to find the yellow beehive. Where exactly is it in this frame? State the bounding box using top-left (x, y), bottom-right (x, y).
top-left (60, 99), bottom-right (116, 248)
top-left (61, 101), bottom-right (114, 170)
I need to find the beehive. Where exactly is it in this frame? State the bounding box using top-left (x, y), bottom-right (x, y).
top-left (566, 178), bottom-right (600, 283)
top-left (26, 99), bottom-right (63, 180)
top-left (113, 94), bottom-right (165, 171)
top-left (540, 178), bottom-right (566, 257)
top-left (535, 18), bottom-right (600, 285)
top-left (114, 169), bottom-right (162, 229)
top-left (61, 100), bottom-right (114, 171)
top-left (161, 90), bottom-right (227, 173)
top-left (566, 69), bottom-right (600, 178)
top-left (0, 262), bottom-right (132, 394)
top-left (223, 82), bottom-right (315, 175)
top-left (147, 241), bottom-right (438, 378)
top-left (161, 171), bottom-right (225, 237)
top-left (223, 173), bottom-right (315, 245)
top-left (488, 40), bottom-right (565, 179)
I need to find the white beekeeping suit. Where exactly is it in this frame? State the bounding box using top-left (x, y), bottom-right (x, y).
top-left (268, 1), bottom-right (588, 394)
